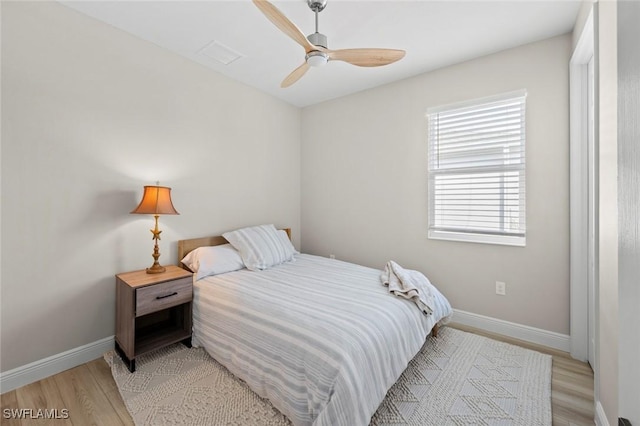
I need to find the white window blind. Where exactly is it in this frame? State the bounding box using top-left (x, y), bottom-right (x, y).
top-left (427, 90), bottom-right (526, 246)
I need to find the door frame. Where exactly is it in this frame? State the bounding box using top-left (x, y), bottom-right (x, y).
top-left (569, 9), bottom-right (595, 364)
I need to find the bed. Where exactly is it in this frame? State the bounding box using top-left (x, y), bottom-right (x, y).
top-left (177, 226), bottom-right (452, 426)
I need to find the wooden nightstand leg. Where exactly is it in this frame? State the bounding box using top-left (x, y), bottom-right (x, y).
top-left (181, 337), bottom-right (192, 348)
top-left (115, 342), bottom-right (136, 373)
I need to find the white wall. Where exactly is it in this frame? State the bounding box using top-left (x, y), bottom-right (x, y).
top-left (301, 35), bottom-right (572, 335)
top-left (1, 1), bottom-right (301, 373)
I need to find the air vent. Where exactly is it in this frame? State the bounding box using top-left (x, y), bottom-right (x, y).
top-left (197, 40), bottom-right (244, 65)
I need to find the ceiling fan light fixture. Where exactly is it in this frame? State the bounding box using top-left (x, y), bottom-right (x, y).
top-left (306, 51), bottom-right (328, 67)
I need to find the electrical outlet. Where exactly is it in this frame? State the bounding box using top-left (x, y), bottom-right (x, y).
top-left (495, 281), bottom-right (506, 296)
top-left (329, 254), bottom-right (335, 259)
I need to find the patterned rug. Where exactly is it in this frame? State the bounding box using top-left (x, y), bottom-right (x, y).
top-left (105, 327), bottom-right (552, 425)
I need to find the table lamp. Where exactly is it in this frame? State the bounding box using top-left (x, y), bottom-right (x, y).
top-left (130, 185), bottom-right (179, 274)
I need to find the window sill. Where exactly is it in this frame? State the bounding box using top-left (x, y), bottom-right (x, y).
top-left (428, 230), bottom-right (526, 247)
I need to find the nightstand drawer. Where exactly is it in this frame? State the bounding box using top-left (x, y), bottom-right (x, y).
top-left (136, 277), bottom-right (192, 317)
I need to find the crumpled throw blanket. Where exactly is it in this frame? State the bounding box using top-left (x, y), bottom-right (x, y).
top-left (381, 261), bottom-right (436, 315)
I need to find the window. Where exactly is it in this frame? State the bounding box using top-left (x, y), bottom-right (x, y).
top-left (427, 90), bottom-right (526, 246)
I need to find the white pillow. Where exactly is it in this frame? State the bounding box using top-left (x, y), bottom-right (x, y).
top-left (181, 244), bottom-right (245, 280)
top-left (222, 224), bottom-right (296, 271)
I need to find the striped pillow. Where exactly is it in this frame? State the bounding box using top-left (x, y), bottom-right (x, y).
top-left (223, 225), bottom-right (296, 271)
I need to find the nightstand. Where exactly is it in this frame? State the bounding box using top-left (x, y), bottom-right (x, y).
top-left (115, 265), bottom-right (193, 372)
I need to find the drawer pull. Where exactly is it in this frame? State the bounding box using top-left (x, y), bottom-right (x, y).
top-left (156, 292), bottom-right (178, 300)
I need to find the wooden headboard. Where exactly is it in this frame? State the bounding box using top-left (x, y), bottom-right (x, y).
top-left (177, 228), bottom-right (292, 267)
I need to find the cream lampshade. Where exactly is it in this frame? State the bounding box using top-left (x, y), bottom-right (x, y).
top-left (130, 185), bottom-right (179, 274)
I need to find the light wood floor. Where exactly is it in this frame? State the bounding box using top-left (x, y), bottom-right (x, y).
top-left (1, 325), bottom-right (594, 425)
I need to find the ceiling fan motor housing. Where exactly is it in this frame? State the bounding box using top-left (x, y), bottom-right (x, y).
top-left (307, 32), bottom-right (327, 49)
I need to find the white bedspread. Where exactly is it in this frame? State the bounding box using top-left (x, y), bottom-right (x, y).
top-left (192, 254), bottom-right (452, 426)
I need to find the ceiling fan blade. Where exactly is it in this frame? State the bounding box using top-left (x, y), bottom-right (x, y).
top-left (281, 62), bottom-right (310, 88)
top-left (252, 0), bottom-right (316, 53)
top-left (327, 48), bottom-right (406, 67)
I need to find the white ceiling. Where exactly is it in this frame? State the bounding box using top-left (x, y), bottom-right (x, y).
top-left (60, 0), bottom-right (582, 108)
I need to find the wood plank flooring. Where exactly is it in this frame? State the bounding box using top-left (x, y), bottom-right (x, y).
top-left (1, 325), bottom-right (594, 425)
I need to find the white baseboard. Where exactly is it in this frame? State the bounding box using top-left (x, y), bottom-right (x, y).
top-left (595, 401), bottom-right (610, 426)
top-left (0, 336), bottom-right (114, 394)
top-left (451, 309), bottom-right (571, 352)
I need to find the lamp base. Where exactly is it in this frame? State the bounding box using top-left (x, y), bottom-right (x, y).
top-left (146, 215), bottom-right (166, 274)
top-left (146, 264), bottom-right (166, 274)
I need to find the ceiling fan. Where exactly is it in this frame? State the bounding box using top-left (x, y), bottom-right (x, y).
top-left (252, 0), bottom-right (406, 88)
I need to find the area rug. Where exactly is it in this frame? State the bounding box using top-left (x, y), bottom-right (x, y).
top-left (105, 327), bottom-right (552, 425)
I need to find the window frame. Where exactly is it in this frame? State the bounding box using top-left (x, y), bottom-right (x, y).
top-left (427, 90), bottom-right (527, 247)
